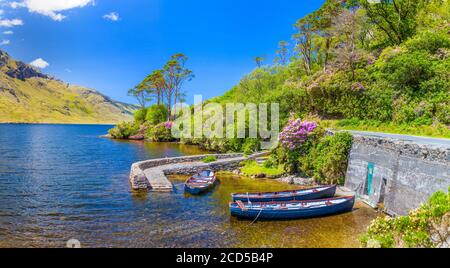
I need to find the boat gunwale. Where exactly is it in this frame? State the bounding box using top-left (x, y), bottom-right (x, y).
top-left (231, 184), bottom-right (336, 198)
top-left (229, 195), bottom-right (354, 208)
top-left (185, 170), bottom-right (217, 190)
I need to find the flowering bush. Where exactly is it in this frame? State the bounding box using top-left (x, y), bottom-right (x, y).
top-left (145, 122), bottom-right (175, 142)
top-left (163, 121), bottom-right (173, 129)
top-left (278, 119), bottom-right (317, 150)
top-left (108, 121), bottom-right (139, 139)
top-left (360, 188), bottom-right (450, 248)
top-left (274, 119), bottom-right (319, 173)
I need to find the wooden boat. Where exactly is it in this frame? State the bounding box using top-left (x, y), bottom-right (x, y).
top-left (184, 170), bottom-right (217, 195)
top-left (231, 185), bottom-right (337, 202)
top-left (229, 196), bottom-right (355, 220)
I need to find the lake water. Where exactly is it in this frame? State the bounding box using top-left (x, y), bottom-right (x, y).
top-left (0, 124), bottom-right (378, 248)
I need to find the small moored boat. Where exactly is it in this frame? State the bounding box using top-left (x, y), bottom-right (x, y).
top-left (229, 195), bottom-right (355, 220)
top-left (231, 185), bottom-right (337, 202)
top-left (185, 170), bottom-right (217, 195)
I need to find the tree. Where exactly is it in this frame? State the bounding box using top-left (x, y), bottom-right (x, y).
top-left (331, 7), bottom-right (366, 80)
top-left (293, 15), bottom-right (317, 74)
top-left (144, 70), bottom-right (165, 105)
top-left (313, 0), bottom-right (345, 69)
top-left (254, 56), bottom-right (266, 68)
top-left (360, 0), bottom-right (425, 46)
top-left (162, 53), bottom-right (194, 118)
top-left (275, 41), bottom-right (290, 65)
top-left (128, 82), bottom-right (153, 109)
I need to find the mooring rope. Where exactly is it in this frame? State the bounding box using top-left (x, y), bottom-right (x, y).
top-left (249, 208), bottom-right (263, 225)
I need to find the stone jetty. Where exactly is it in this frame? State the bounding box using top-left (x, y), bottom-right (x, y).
top-left (129, 152), bottom-right (269, 191)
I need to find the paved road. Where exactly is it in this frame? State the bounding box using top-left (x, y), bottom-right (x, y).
top-left (347, 130), bottom-right (450, 149)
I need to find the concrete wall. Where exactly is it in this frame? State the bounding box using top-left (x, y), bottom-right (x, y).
top-left (345, 135), bottom-right (449, 216)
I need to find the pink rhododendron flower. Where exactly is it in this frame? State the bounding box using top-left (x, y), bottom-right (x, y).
top-left (163, 121), bottom-right (173, 129)
top-left (278, 119), bottom-right (317, 150)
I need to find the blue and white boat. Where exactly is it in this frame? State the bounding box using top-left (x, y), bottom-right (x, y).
top-left (231, 185), bottom-right (337, 203)
top-left (229, 195), bottom-right (355, 220)
top-left (184, 170), bottom-right (217, 195)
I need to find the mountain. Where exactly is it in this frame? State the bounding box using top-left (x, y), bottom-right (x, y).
top-left (0, 50), bottom-right (137, 124)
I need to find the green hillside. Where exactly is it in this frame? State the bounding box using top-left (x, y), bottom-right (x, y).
top-left (0, 50), bottom-right (137, 124)
top-left (211, 0), bottom-right (450, 138)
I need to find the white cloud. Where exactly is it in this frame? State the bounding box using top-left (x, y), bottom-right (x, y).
top-left (0, 18), bottom-right (23, 27)
top-left (11, 0), bottom-right (94, 21)
top-left (30, 58), bottom-right (49, 69)
top-left (3, 30), bottom-right (13, 35)
top-left (103, 12), bottom-right (119, 22)
top-left (0, 39), bottom-right (10, 45)
top-left (9, 2), bottom-right (26, 9)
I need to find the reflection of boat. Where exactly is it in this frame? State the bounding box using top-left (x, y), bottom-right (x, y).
top-left (231, 185), bottom-right (337, 202)
top-left (184, 170), bottom-right (217, 195)
top-left (229, 196), bottom-right (355, 220)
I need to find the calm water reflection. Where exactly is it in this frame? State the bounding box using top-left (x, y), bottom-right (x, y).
top-left (0, 124), bottom-right (378, 248)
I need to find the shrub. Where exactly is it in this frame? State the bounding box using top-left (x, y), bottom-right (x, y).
top-left (133, 108), bottom-right (148, 123)
top-left (146, 104), bottom-right (168, 125)
top-left (404, 31), bottom-right (450, 54)
top-left (360, 188), bottom-right (450, 248)
top-left (263, 158), bottom-right (276, 169)
top-left (225, 138), bottom-right (245, 152)
top-left (242, 138), bottom-right (261, 155)
top-left (300, 132), bottom-right (353, 185)
top-left (145, 121), bottom-right (175, 142)
top-left (278, 119), bottom-right (317, 150)
top-left (381, 51), bottom-right (435, 91)
top-left (274, 119), bottom-right (323, 173)
top-left (202, 155), bottom-right (217, 163)
top-left (108, 121), bottom-right (139, 139)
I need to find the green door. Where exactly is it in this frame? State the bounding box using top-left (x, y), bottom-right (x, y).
top-left (366, 162), bottom-right (374, 195)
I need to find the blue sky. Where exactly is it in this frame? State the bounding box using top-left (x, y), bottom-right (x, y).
top-left (0, 0), bottom-right (324, 104)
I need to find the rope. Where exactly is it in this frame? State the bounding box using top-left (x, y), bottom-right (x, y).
top-left (249, 208), bottom-right (263, 225)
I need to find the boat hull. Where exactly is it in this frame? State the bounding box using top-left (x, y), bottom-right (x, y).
top-left (184, 170), bottom-right (217, 195)
top-left (230, 196), bottom-right (355, 220)
top-left (232, 185), bottom-right (337, 202)
top-left (185, 182), bottom-right (216, 195)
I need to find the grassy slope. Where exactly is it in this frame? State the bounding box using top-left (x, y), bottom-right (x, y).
top-left (0, 56), bottom-right (136, 124)
top-left (240, 160), bottom-right (285, 177)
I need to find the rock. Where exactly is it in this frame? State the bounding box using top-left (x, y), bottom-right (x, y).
top-left (275, 175), bottom-right (315, 186)
top-left (129, 134), bottom-right (145, 140)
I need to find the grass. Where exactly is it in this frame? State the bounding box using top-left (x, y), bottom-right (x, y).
top-left (202, 155), bottom-right (217, 163)
top-left (322, 119), bottom-right (450, 139)
top-left (240, 160), bottom-right (285, 178)
top-left (0, 72), bottom-right (135, 124)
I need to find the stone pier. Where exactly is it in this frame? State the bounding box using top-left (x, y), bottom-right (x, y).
top-left (129, 152), bottom-right (269, 191)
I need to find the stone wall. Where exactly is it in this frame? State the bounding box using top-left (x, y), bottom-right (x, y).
top-left (345, 135), bottom-right (449, 216)
top-left (129, 153), bottom-right (264, 190)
